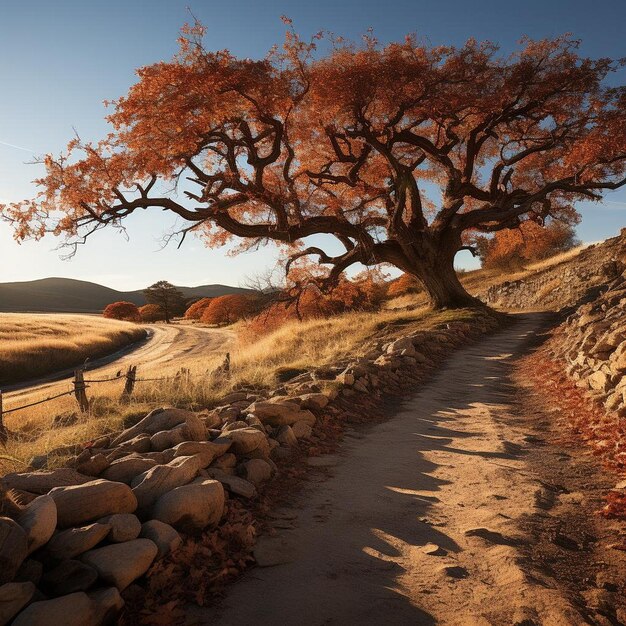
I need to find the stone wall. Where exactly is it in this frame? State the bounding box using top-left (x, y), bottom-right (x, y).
top-left (546, 235), bottom-right (626, 417)
top-left (0, 310), bottom-right (500, 625)
top-left (480, 230), bottom-right (626, 311)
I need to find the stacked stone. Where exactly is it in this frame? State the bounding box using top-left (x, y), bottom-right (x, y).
top-left (548, 243), bottom-right (626, 417)
top-left (482, 230), bottom-right (626, 311)
top-left (0, 310), bottom-right (499, 625)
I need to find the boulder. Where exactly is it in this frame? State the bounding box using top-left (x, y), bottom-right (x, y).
top-left (46, 523), bottom-right (112, 560)
top-left (0, 518), bottom-right (28, 584)
top-left (298, 393), bottom-right (329, 411)
top-left (110, 407), bottom-right (194, 446)
top-left (140, 520), bottom-right (181, 559)
top-left (291, 421), bottom-right (313, 440)
top-left (210, 452), bottom-right (237, 470)
top-left (205, 469), bottom-right (257, 499)
top-left (240, 459), bottom-right (273, 486)
top-left (12, 591), bottom-right (95, 626)
top-left (14, 559), bottom-right (43, 585)
top-left (75, 454), bottom-right (110, 477)
top-left (0, 582), bottom-right (35, 626)
top-left (40, 559), bottom-right (98, 596)
top-left (167, 439), bottom-right (231, 467)
top-left (275, 425), bottom-right (299, 448)
top-left (152, 479), bottom-right (224, 531)
top-left (102, 457), bottom-right (158, 484)
top-left (98, 514), bottom-right (141, 543)
top-left (117, 434), bottom-right (152, 453)
top-left (150, 428), bottom-right (186, 452)
top-left (248, 399), bottom-right (316, 427)
top-left (224, 428), bottom-right (267, 455)
top-left (131, 456), bottom-right (203, 511)
top-left (222, 421), bottom-right (249, 433)
top-left (80, 539), bottom-right (158, 591)
top-left (16, 495), bottom-right (57, 554)
top-left (178, 413), bottom-right (207, 441)
top-left (1, 469), bottom-right (92, 495)
top-left (50, 480), bottom-right (137, 528)
top-left (588, 370), bottom-right (610, 392)
top-left (87, 587), bottom-right (124, 624)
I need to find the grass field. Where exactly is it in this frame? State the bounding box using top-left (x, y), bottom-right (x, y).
top-left (0, 313), bottom-right (146, 386)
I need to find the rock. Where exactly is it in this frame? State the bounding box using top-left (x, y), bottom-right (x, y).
top-left (14, 559), bottom-right (43, 585)
top-left (46, 523), bottom-right (112, 560)
top-left (102, 456), bottom-right (158, 484)
top-left (87, 587), bottom-right (124, 624)
top-left (131, 456), bottom-right (203, 511)
top-left (291, 421), bottom-right (313, 439)
top-left (152, 479), bottom-right (225, 531)
top-left (0, 517), bottom-right (28, 584)
top-left (40, 559), bottom-right (98, 595)
top-left (336, 371), bottom-right (355, 386)
top-left (205, 469), bottom-right (257, 499)
top-left (12, 591), bottom-right (95, 626)
top-left (247, 399), bottom-right (316, 427)
top-left (210, 452), bottom-right (237, 470)
top-left (275, 425), bottom-right (299, 448)
top-left (98, 514), bottom-right (141, 543)
top-left (110, 407), bottom-right (194, 446)
top-left (588, 370), bottom-right (610, 392)
top-left (16, 495), bottom-right (57, 554)
top-left (178, 413), bottom-right (207, 441)
top-left (140, 520), bottom-right (181, 559)
top-left (117, 434), bottom-right (152, 453)
top-left (76, 454), bottom-right (110, 477)
top-left (50, 480), bottom-right (137, 528)
top-left (80, 539), bottom-right (158, 591)
top-left (1, 469), bottom-right (92, 495)
top-left (0, 582), bottom-right (35, 626)
top-left (240, 459), bottom-right (273, 486)
top-left (168, 440), bottom-right (231, 467)
top-left (225, 428), bottom-right (268, 455)
top-left (222, 421), bottom-right (249, 433)
top-left (149, 428), bottom-right (186, 452)
top-left (298, 393), bottom-right (329, 411)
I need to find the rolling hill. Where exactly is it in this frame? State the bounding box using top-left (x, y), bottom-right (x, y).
top-left (0, 277), bottom-right (253, 313)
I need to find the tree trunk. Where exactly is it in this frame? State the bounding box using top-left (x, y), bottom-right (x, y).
top-left (411, 254), bottom-right (482, 310)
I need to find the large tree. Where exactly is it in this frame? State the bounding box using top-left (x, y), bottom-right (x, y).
top-left (143, 281), bottom-right (186, 323)
top-left (3, 22), bottom-right (626, 308)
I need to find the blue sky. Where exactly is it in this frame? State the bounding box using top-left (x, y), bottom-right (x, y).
top-left (1, 0), bottom-right (625, 290)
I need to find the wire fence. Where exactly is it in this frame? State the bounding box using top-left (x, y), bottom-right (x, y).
top-left (0, 353), bottom-right (231, 442)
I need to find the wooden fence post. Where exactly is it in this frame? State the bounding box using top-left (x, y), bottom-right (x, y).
top-left (73, 369), bottom-right (89, 413)
top-left (121, 365), bottom-right (137, 402)
top-left (0, 391), bottom-right (6, 446)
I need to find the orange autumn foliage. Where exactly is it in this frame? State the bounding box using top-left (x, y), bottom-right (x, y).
top-left (4, 23), bottom-right (626, 309)
top-left (200, 295), bottom-right (256, 325)
top-left (477, 221), bottom-right (579, 270)
top-left (103, 301), bottom-right (140, 322)
top-left (184, 298), bottom-right (213, 320)
top-left (139, 304), bottom-right (166, 322)
top-left (387, 274), bottom-right (423, 298)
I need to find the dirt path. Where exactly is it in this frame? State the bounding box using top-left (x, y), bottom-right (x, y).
top-left (192, 313), bottom-right (623, 626)
top-left (4, 324), bottom-right (233, 408)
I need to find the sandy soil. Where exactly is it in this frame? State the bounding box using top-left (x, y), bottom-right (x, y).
top-left (190, 314), bottom-right (625, 626)
top-left (4, 323), bottom-right (233, 408)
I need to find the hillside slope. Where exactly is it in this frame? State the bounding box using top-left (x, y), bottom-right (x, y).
top-left (0, 277), bottom-right (253, 313)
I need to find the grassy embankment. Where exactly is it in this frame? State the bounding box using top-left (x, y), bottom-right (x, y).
top-left (0, 313), bottom-right (146, 386)
top-left (1, 302), bottom-right (481, 474)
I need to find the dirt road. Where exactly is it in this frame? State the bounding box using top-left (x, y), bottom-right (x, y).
top-left (4, 323), bottom-right (232, 409)
top-left (196, 314), bottom-right (624, 626)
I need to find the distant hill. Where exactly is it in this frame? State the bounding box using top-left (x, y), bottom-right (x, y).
top-left (0, 277), bottom-right (253, 313)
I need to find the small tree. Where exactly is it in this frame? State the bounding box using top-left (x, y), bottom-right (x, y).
top-left (184, 297), bottom-right (213, 320)
top-left (143, 281), bottom-right (186, 323)
top-left (139, 303), bottom-right (166, 322)
top-left (103, 301), bottom-right (140, 322)
top-left (201, 295), bottom-right (256, 325)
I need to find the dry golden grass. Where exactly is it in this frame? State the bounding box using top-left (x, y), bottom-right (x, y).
top-left (1, 305), bottom-right (478, 474)
top-left (0, 313), bottom-right (146, 385)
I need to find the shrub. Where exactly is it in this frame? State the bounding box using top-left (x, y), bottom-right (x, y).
top-left (139, 304), bottom-right (165, 322)
top-left (200, 295), bottom-right (257, 325)
top-left (184, 298), bottom-right (212, 320)
top-left (103, 301), bottom-right (140, 322)
top-left (387, 274), bottom-right (422, 298)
